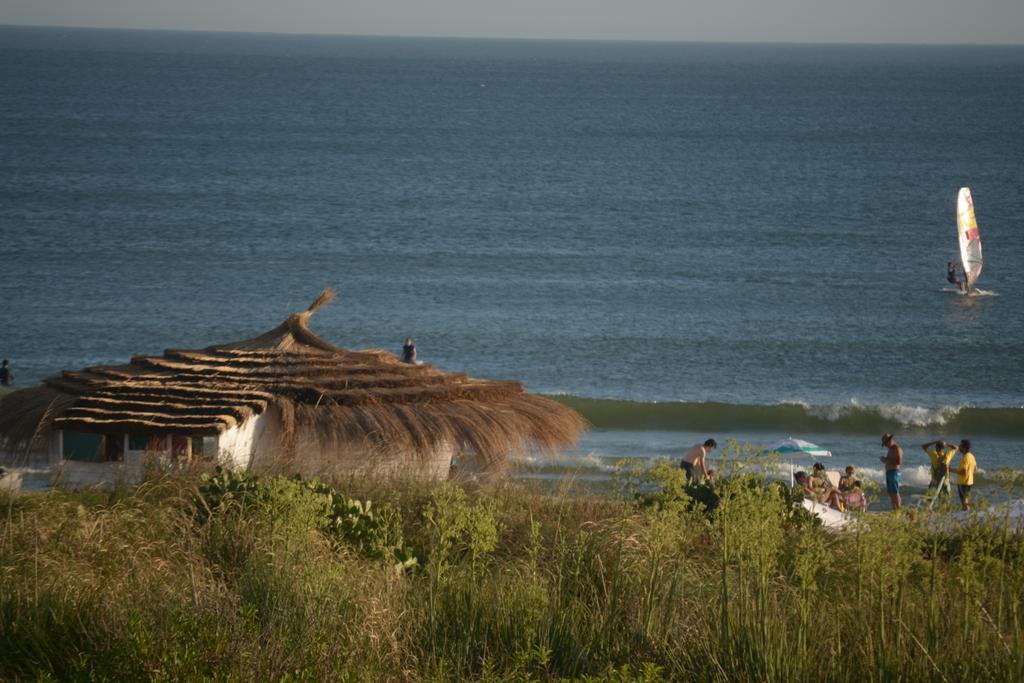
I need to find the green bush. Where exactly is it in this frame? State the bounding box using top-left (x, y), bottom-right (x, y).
top-left (3, 463), bottom-right (1023, 681)
top-left (196, 467), bottom-right (416, 570)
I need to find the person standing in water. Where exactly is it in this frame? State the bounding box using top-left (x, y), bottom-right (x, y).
top-left (680, 439), bottom-right (716, 483)
top-left (947, 262), bottom-right (964, 292)
top-left (951, 439), bottom-right (978, 511)
top-left (880, 433), bottom-right (903, 510)
top-left (921, 439), bottom-right (955, 497)
top-left (0, 360), bottom-right (12, 386)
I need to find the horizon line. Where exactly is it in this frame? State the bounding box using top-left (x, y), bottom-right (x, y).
top-left (2, 22), bottom-right (1023, 48)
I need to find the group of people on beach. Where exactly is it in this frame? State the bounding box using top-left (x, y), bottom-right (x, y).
top-left (680, 432), bottom-right (979, 515)
top-left (794, 464), bottom-right (868, 513)
top-left (879, 433), bottom-right (977, 511)
top-left (922, 437), bottom-right (977, 509)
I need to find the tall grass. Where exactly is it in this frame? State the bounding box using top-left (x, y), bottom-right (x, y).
top-left (1, 457), bottom-right (1022, 681)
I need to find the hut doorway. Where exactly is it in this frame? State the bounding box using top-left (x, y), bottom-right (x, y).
top-left (104, 434), bottom-right (124, 463)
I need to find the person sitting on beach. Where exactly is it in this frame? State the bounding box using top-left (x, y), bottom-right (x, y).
top-left (680, 439), bottom-right (716, 483)
top-left (795, 471), bottom-right (845, 512)
top-left (947, 262), bottom-right (964, 292)
top-left (838, 465), bottom-right (856, 492)
top-left (810, 462), bottom-right (833, 490)
top-left (843, 480), bottom-right (868, 511)
top-left (951, 439), bottom-right (977, 512)
top-left (401, 337), bottom-right (419, 364)
top-left (921, 439), bottom-right (955, 496)
top-left (794, 471), bottom-right (814, 497)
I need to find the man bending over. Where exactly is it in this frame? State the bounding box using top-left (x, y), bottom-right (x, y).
top-left (681, 439), bottom-right (717, 483)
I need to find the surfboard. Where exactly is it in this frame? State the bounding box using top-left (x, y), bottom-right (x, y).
top-left (957, 188), bottom-right (983, 291)
top-left (801, 498), bottom-right (854, 530)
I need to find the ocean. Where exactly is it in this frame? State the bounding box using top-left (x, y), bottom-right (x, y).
top-left (1, 26), bottom-right (1022, 493)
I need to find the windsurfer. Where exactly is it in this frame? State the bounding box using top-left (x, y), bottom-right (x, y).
top-left (955, 188), bottom-right (983, 292)
top-left (946, 262), bottom-right (964, 292)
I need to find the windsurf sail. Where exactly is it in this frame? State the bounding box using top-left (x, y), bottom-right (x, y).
top-left (957, 187), bottom-right (983, 290)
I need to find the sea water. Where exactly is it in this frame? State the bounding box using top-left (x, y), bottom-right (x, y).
top-left (1, 27), bottom-right (1022, 492)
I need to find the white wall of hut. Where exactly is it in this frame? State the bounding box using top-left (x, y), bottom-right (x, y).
top-left (3, 411), bottom-right (454, 489)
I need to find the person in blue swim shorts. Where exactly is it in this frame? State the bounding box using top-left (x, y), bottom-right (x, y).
top-left (879, 433), bottom-right (903, 510)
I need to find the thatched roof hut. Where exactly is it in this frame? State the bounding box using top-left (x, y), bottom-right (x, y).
top-left (0, 290), bottom-right (584, 483)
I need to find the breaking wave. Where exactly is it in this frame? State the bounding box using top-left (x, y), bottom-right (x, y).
top-left (548, 396), bottom-right (1024, 437)
top-left (850, 465), bottom-right (934, 488)
top-left (512, 452), bottom-right (621, 474)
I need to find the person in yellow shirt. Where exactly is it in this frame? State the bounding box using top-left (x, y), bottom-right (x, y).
top-left (921, 439), bottom-right (956, 496)
top-left (951, 439), bottom-right (978, 511)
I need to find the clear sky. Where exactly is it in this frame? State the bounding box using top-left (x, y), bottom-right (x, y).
top-left (1, 0), bottom-right (1023, 44)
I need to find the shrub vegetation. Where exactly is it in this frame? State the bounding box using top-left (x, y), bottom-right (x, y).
top-left (1, 457), bottom-right (1022, 681)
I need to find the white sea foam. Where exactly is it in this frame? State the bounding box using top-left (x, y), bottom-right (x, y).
top-left (940, 287), bottom-right (999, 298)
top-left (791, 398), bottom-right (964, 428)
top-left (765, 463), bottom-right (985, 490)
top-left (854, 465), bottom-right (934, 488)
top-left (0, 467), bottom-right (49, 475)
top-left (869, 402), bottom-right (962, 428)
top-left (777, 399), bottom-right (813, 410)
top-left (512, 452), bottom-right (619, 473)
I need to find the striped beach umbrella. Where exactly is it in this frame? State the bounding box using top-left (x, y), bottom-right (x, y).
top-left (766, 437), bottom-right (832, 458)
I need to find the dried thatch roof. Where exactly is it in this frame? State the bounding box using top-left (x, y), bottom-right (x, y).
top-left (0, 290), bottom-right (584, 466)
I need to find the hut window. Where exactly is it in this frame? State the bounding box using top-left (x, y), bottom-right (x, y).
top-left (191, 436), bottom-right (216, 458)
top-left (62, 432), bottom-right (123, 463)
top-left (62, 432), bottom-right (102, 462)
